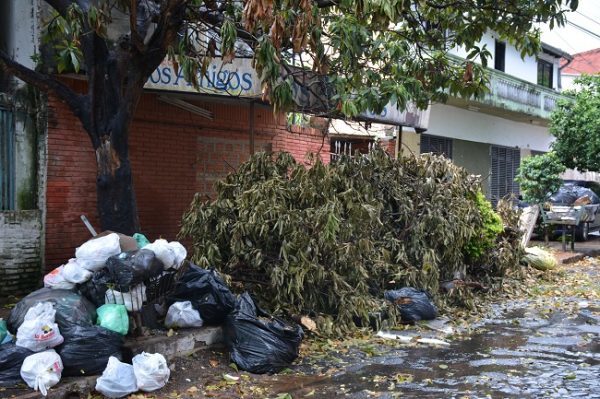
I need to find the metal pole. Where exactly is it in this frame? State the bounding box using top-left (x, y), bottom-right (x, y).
top-left (249, 102), bottom-right (255, 155)
top-left (395, 125), bottom-right (403, 159)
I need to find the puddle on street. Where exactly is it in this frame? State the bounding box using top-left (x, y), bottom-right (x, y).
top-left (266, 299), bottom-right (600, 398)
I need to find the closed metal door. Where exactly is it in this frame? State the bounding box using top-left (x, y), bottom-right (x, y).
top-left (0, 105), bottom-right (15, 210)
top-left (490, 145), bottom-right (520, 206)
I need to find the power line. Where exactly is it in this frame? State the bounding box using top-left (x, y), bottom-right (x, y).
top-left (574, 11), bottom-right (600, 29)
top-left (553, 32), bottom-right (595, 75)
top-left (566, 21), bottom-right (600, 41)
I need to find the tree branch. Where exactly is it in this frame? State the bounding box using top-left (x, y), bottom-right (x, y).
top-left (45, 0), bottom-right (74, 16)
top-left (140, 0), bottom-right (187, 75)
top-left (0, 49), bottom-right (90, 130)
top-left (129, 0), bottom-right (146, 53)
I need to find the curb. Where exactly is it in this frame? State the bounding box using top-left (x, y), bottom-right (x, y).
top-left (558, 249), bottom-right (600, 264)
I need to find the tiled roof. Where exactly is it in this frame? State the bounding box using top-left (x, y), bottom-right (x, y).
top-left (561, 48), bottom-right (600, 75)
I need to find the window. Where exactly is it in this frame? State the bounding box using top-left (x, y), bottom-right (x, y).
top-left (494, 40), bottom-right (506, 72)
top-left (0, 105), bottom-right (15, 210)
top-left (490, 146), bottom-right (520, 206)
top-left (420, 134), bottom-right (453, 159)
top-left (537, 59), bottom-right (553, 88)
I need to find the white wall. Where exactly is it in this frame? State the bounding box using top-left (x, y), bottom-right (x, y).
top-left (2, 0), bottom-right (40, 69)
top-left (427, 103), bottom-right (553, 151)
top-left (561, 73), bottom-right (579, 91)
top-left (505, 44), bottom-right (538, 85)
top-left (450, 32), bottom-right (562, 88)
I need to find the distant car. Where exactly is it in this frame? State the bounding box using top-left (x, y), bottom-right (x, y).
top-left (545, 180), bottom-right (600, 241)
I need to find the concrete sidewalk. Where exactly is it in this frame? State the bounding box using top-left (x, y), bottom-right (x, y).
top-left (530, 233), bottom-right (600, 264)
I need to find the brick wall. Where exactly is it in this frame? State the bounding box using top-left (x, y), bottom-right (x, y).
top-left (0, 210), bottom-right (42, 299)
top-left (45, 92), bottom-right (329, 269)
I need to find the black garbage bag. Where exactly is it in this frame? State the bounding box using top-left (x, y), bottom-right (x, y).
top-left (167, 264), bottom-right (235, 324)
top-left (550, 185), bottom-right (600, 205)
top-left (78, 268), bottom-right (112, 307)
top-left (223, 293), bottom-right (304, 374)
top-left (384, 287), bottom-right (438, 322)
top-left (56, 325), bottom-right (124, 377)
top-left (105, 249), bottom-right (165, 290)
top-left (8, 288), bottom-right (97, 334)
top-left (146, 270), bottom-right (177, 302)
top-left (0, 343), bottom-right (34, 386)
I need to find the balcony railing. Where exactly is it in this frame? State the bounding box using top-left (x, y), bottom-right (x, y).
top-left (483, 68), bottom-right (569, 119)
top-left (448, 55), bottom-right (571, 120)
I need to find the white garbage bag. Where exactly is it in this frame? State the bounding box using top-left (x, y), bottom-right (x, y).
top-left (105, 284), bottom-right (147, 312)
top-left (43, 266), bottom-right (75, 290)
top-left (62, 258), bottom-right (93, 284)
top-left (132, 352), bottom-right (170, 392)
top-left (523, 246), bottom-right (558, 271)
top-left (20, 349), bottom-right (63, 396)
top-left (165, 301), bottom-right (203, 328)
top-left (95, 356), bottom-right (138, 398)
top-left (144, 239), bottom-right (176, 269)
top-left (16, 302), bottom-right (64, 352)
top-left (75, 257), bottom-right (105, 272)
top-left (169, 241), bottom-right (187, 269)
top-left (75, 233), bottom-right (121, 271)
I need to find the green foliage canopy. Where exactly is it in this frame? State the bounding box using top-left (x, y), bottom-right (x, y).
top-left (550, 75), bottom-right (600, 172)
top-left (3, 0), bottom-right (579, 118)
top-left (515, 152), bottom-right (566, 204)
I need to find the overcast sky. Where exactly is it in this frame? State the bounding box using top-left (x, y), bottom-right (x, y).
top-left (540, 0), bottom-right (600, 55)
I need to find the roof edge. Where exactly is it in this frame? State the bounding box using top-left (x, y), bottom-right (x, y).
top-left (542, 42), bottom-right (572, 60)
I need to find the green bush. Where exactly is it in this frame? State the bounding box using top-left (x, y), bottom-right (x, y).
top-left (463, 191), bottom-right (503, 262)
top-left (516, 152), bottom-right (565, 204)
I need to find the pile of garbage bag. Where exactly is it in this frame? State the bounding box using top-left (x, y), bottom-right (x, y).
top-left (0, 232), bottom-right (185, 395)
top-left (2, 230), bottom-right (306, 395)
top-left (550, 184), bottom-right (600, 206)
top-left (95, 352), bottom-right (170, 398)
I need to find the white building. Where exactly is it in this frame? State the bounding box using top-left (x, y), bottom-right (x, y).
top-left (330, 32), bottom-right (572, 203)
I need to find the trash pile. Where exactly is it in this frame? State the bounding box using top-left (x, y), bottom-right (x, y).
top-left (0, 231), bottom-right (305, 396)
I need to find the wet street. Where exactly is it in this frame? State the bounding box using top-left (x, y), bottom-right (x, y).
top-left (152, 257), bottom-right (600, 399)
top-left (259, 301), bottom-right (600, 399)
top-left (255, 260), bottom-right (600, 399)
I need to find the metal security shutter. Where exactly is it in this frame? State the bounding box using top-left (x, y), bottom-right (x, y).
top-left (490, 145), bottom-right (520, 206)
top-left (0, 105), bottom-right (15, 210)
top-left (420, 134), bottom-right (453, 159)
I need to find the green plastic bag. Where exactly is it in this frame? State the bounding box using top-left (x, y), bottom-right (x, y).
top-left (0, 319), bottom-right (7, 343)
top-left (133, 233), bottom-right (150, 249)
top-left (97, 304), bottom-right (129, 335)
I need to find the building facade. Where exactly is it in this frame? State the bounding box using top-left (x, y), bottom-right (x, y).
top-left (0, 0), bottom-right (46, 299)
top-left (331, 32), bottom-right (572, 204)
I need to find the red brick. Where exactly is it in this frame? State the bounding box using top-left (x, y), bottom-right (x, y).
top-left (46, 90), bottom-right (329, 268)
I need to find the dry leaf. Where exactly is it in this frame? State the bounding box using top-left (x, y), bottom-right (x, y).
top-left (301, 316), bottom-right (317, 332)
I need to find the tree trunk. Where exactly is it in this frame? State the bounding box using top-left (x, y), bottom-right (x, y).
top-left (95, 136), bottom-right (140, 235)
